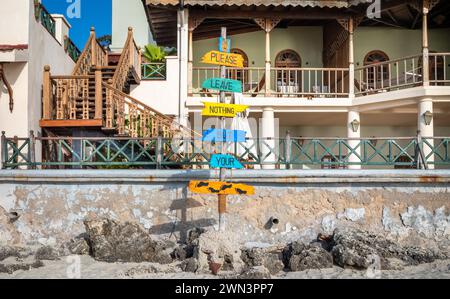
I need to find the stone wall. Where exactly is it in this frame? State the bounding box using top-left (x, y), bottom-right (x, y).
top-left (0, 170), bottom-right (449, 248)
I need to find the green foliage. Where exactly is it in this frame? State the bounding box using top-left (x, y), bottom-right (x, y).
top-left (143, 44), bottom-right (166, 62)
top-left (142, 44), bottom-right (177, 62)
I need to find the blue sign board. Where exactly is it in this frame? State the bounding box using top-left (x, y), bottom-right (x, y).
top-left (218, 37), bottom-right (231, 53)
top-left (210, 154), bottom-right (244, 169)
top-left (203, 129), bottom-right (246, 143)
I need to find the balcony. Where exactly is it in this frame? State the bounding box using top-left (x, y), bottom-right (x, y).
top-left (190, 53), bottom-right (450, 99)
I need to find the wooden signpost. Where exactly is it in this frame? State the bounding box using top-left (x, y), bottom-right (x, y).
top-left (210, 154), bottom-right (244, 169)
top-left (201, 50), bottom-right (244, 68)
top-left (189, 28), bottom-right (253, 231)
top-left (189, 181), bottom-right (254, 195)
top-left (201, 102), bottom-right (248, 118)
top-left (202, 78), bottom-right (242, 93)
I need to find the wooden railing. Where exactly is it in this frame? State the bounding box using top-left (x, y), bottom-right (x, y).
top-left (354, 54), bottom-right (423, 96)
top-left (270, 67), bottom-right (349, 97)
top-left (192, 67), bottom-right (349, 97)
top-left (429, 53), bottom-right (450, 86)
top-left (72, 28), bottom-right (108, 76)
top-left (111, 27), bottom-right (141, 92)
top-left (103, 81), bottom-right (194, 138)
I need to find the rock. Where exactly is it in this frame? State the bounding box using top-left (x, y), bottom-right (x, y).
top-left (180, 257), bottom-right (198, 273)
top-left (84, 218), bottom-right (172, 263)
top-left (0, 246), bottom-right (21, 261)
top-left (188, 227), bottom-right (206, 245)
top-left (321, 215), bottom-right (336, 234)
top-left (237, 266), bottom-right (271, 279)
top-left (0, 256), bottom-right (44, 274)
top-left (283, 242), bottom-right (333, 272)
top-left (241, 247), bottom-right (284, 275)
top-left (340, 208), bottom-right (365, 222)
top-left (433, 207), bottom-right (449, 238)
top-left (209, 262), bottom-right (222, 275)
top-left (66, 235), bottom-right (91, 256)
top-left (330, 228), bottom-right (447, 270)
top-left (35, 246), bottom-right (59, 261)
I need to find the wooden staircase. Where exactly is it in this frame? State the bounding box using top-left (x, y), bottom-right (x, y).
top-left (39, 27), bottom-right (193, 139)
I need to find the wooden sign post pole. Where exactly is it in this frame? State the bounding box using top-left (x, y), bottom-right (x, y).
top-left (218, 27), bottom-right (227, 231)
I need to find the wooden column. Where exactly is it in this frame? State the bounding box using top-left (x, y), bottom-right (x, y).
top-left (94, 67), bottom-right (103, 120)
top-left (188, 28), bottom-right (193, 95)
top-left (255, 18), bottom-right (281, 97)
top-left (265, 29), bottom-right (271, 96)
top-left (422, 5), bottom-right (430, 86)
top-left (188, 17), bottom-right (203, 96)
top-left (42, 65), bottom-right (52, 120)
top-left (348, 17), bottom-right (355, 98)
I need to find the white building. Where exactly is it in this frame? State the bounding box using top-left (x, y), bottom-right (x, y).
top-left (0, 0), bottom-right (76, 158)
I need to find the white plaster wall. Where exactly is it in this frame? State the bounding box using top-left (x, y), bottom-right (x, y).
top-left (0, 0), bottom-right (30, 45)
top-left (111, 0), bottom-right (154, 51)
top-left (27, 0), bottom-right (75, 136)
top-left (130, 56), bottom-right (180, 115)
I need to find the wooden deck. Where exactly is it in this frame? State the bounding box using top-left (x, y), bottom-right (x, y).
top-left (39, 119), bottom-right (103, 128)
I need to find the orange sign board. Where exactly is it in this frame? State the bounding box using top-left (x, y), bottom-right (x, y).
top-left (201, 50), bottom-right (244, 68)
top-left (189, 180), bottom-right (255, 195)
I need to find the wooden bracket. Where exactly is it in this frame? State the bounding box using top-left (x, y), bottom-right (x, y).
top-left (337, 18), bottom-right (350, 32)
top-left (411, 0), bottom-right (440, 13)
top-left (188, 17), bottom-right (205, 31)
top-left (254, 18), bottom-right (282, 32)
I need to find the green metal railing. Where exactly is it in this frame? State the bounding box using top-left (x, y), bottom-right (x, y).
top-left (2, 132), bottom-right (449, 170)
top-left (34, 1), bottom-right (56, 37)
top-left (64, 36), bottom-right (81, 62)
top-left (142, 63), bottom-right (166, 80)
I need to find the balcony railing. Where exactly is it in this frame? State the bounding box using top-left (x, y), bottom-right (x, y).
top-left (192, 67), bottom-right (349, 97)
top-left (142, 62), bottom-right (166, 80)
top-left (2, 133), bottom-right (449, 169)
top-left (64, 36), bottom-right (81, 62)
top-left (34, 0), bottom-right (56, 37)
top-left (190, 53), bottom-right (450, 98)
top-left (429, 53), bottom-right (450, 86)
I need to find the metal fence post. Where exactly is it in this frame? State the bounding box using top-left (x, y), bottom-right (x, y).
top-left (28, 130), bottom-right (36, 169)
top-left (1, 131), bottom-right (6, 169)
top-left (285, 130), bottom-right (292, 169)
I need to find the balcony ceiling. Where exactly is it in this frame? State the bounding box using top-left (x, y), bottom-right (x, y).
top-left (144, 0), bottom-right (450, 46)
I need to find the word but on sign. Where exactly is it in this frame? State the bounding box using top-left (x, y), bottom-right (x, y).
top-left (202, 129), bottom-right (246, 143)
top-left (202, 78), bottom-right (242, 93)
top-left (201, 50), bottom-right (244, 68)
top-left (210, 154), bottom-right (244, 169)
top-left (201, 101), bottom-right (249, 118)
top-left (189, 180), bottom-right (255, 195)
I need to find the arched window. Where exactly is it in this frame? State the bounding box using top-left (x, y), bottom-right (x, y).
top-left (364, 50), bottom-right (390, 87)
top-left (227, 48), bottom-right (249, 89)
top-left (275, 50), bottom-right (302, 68)
top-left (275, 50), bottom-right (302, 93)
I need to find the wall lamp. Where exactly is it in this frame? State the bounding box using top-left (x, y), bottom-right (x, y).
top-left (423, 110), bottom-right (433, 126)
top-left (350, 119), bottom-right (360, 133)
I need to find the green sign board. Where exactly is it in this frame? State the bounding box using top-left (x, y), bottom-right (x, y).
top-left (202, 78), bottom-right (242, 93)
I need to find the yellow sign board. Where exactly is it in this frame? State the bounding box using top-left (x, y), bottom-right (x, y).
top-left (189, 180), bottom-right (255, 195)
top-left (201, 50), bottom-right (244, 68)
top-left (201, 102), bottom-right (249, 118)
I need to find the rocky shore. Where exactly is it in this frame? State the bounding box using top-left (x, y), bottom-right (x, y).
top-left (0, 218), bottom-right (449, 279)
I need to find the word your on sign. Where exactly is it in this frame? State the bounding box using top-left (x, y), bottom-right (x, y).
top-left (218, 37), bottom-right (231, 53)
top-left (201, 101), bottom-right (249, 118)
top-left (189, 180), bottom-right (255, 195)
top-left (202, 78), bottom-right (242, 93)
top-left (202, 129), bottom-right (246, 143)
top-left (210, 154), bottom-right (244, 169)
top-left (201, 50), bottom-right (244, 68)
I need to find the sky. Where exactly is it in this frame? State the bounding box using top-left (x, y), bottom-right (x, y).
top-left (43, 0), bottom-right (112, 50)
